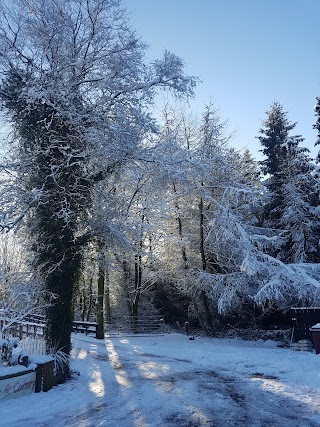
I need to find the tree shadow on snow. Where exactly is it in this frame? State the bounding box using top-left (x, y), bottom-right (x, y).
top-left (70, 337), bottom-right (320, 427)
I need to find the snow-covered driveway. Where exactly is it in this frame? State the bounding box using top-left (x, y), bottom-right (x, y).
top-left (2, 333), bottom-right (320, 426)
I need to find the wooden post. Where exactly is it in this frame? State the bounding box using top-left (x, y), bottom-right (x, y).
top-left (96, 265), bottom-right (105, 340)
top-left (35, 361), bottom-right (54, 392)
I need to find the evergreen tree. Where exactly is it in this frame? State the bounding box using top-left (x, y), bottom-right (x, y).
top-left (258, 101), bottom-right (296, 179)
top-left (278, 137), bottom-right (320, 263)
top-left (314, 97), bottom-right (320, 162)
top-left (257, 102), bottom-right (296, 230)
top-left (239, 148), bottom-right (261, 188)
top-left (258, 102), bottom-right (320, 263)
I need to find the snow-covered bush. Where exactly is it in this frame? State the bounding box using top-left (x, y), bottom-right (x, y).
top-left (0, 336), bottom-right (30, 367)
top-left (0, 276), bottom-right (54, 338)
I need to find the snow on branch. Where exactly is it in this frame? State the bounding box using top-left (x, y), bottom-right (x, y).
top-left (198, 192), bottom-right (320, 314)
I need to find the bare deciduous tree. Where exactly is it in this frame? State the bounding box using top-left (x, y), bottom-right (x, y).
top-left (0, 0), bottom-right (195, 363)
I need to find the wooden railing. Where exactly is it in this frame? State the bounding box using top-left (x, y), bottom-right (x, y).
top-left (1, 315), bottom-right (98, 339)
top-left (0, 318), bottom-right (45, 340)
top-left (1, 314), bottom-right (164, 339)
top-left (72, 320), bottom-right (97, 335)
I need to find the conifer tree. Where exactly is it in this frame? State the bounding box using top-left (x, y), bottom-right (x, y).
top-left (257, 102), bottom-right (296, 229)
top-left (258, 101), bottom-right (296, 179)
top-left (277, 137), bottom-right (320, 263)
top-left (239, 148), bottom-right (261, 187)
top-left (314, 97), bottom-right (320, 162)
top-left (258, 102), bottom-right (320, 263)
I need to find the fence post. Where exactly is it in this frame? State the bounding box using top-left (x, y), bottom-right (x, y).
top-left (35, 360), bottom-right (54, 392)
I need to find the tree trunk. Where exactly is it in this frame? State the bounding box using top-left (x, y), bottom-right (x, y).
top-left (86, 278), bottom-right (93, 322)
top-left (199, 197), bottom-right (207, 271)
top-left (121, 260), bottom-right (132, 317)
top-left (172, 183), bottom-right (189, 269)
top-left (192, 290), bottom-right (217, 335)
top-left (131, 254), bottom-right (142, 332)
top-left (44, 229), bottom-right (82, 359)
top-left (96, 265), bottom-right (105, 340)
top-left (104, 267), bottom-right (111, 325)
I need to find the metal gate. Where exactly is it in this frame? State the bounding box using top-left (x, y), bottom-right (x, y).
top-left (104, 315), bottom-right (164, 337)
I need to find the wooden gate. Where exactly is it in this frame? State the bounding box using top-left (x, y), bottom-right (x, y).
top-left (291, 307), bottom-right (320, 342)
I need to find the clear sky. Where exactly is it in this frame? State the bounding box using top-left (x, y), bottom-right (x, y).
top-left (123, 0), bottom-right (320, 160)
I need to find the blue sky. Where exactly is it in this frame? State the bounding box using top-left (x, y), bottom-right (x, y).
top-left (124, 0), bottom-right (320, 160)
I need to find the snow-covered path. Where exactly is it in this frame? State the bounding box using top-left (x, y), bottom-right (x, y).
top-left (2, 333), bottom-right (320, 426)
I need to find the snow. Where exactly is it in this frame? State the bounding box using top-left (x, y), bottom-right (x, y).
top-left (1, 332), bottom-right (320, 426)
top-left (29, 355), bottom-right (54, 364)
top-left (0, 342), bottom-right (46, 376)
top-left (0, 364), bottom-right (33, 378)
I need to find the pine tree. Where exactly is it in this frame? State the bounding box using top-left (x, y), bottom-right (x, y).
top-left (258, 102), bottom-right (320, 263)
top-left (314, 97), bottom-right (320, 162)
top-left (277, 137), bottom-right (320, 263)
top-left (239, 148), bottom-right (261, 187)
top-left (257, 102), bottom-right (296, 230)
top-left (258, 101), bottom-right (296, 179)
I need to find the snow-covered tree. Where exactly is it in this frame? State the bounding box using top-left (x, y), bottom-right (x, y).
top-left (238, 148), bottom-right (261, 188)
top-left (179, 103), bottom-right (320, 330)
top-left (258, 102), bottom-right (320, 263)
top-left (277, 137), bottom-right (320, 263)
top-left (258, 101), bottom-right (296, 178)
top-left (314, 96), bottom-right (320, 162)
top-left (257, 104), bottom-right (299, 255)
top-left (257, 103), bottom-right (297, 228)
top-left (0, 0), bottom-right (195, 358)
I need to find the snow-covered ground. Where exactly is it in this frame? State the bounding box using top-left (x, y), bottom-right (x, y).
top-left (2, 332), bottom-right (320, 427)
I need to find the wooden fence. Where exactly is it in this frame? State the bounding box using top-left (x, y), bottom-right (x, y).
top-left (1, 316), bottom-right (98, 340)
top-left (1, 314), bottom-right (164, 339)
top-left (0, 320), bottom-right (45, 340)
top-left (72, 320), bottom-right (98, 335)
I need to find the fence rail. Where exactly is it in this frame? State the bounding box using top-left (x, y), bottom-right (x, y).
top-left (1, 314), bottom-right (164, 339)
top-left (0, 319), bottom-right (45, 340)
top-left (72, 320), bottom-right (97, 335)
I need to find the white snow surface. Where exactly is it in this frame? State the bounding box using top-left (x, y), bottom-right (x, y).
top-left (2, 332), bottom-right (320, 427)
